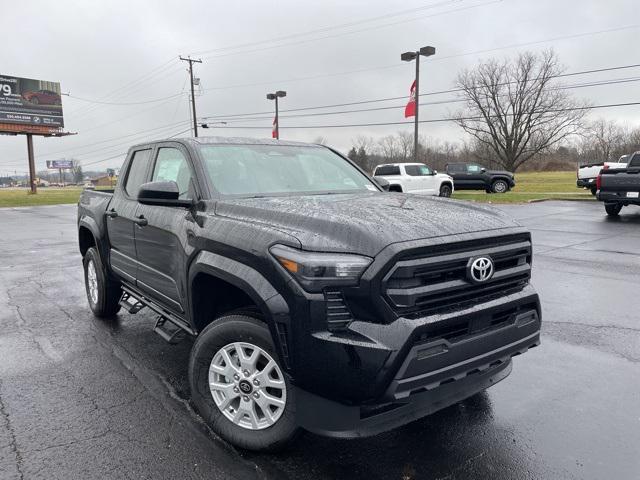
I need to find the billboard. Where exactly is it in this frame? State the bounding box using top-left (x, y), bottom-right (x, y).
top-left (46, 160), bottom-right (74, 169)
top-left (0, 74), bottom-right (64, 128)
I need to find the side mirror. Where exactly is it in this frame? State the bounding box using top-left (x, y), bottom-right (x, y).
top-left (433, 170), bottom-right (438, 175)
top-left (373, 176), bottom-right (391, 191)
top-left (138, 181), bottom-right (193, 207)
top-left (480, 168), bottom-right (486, 173)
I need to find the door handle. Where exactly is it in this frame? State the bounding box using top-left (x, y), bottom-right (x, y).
top-left (134, 215), bottom-right (148, 227)
top-left (105, 209), bottom-right (118, 218)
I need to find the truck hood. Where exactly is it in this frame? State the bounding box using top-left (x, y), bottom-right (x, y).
top-left (214, 192), bottom-right (520, 257)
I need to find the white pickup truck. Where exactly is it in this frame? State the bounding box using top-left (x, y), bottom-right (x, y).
top-left (373, 163), bottom-right (454, 197)
top-left (577, 155), bottom-right (630, 194)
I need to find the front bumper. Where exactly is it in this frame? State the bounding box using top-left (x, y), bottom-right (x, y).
top-left (297, 359), bottom-right (514, 438)
top-left (293, 285), bottom-right (541, 437)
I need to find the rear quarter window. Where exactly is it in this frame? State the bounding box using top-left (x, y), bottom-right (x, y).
top-left (123, 149), bottom-right (152, 197)
top-left (374, 165), bottom-right (401, 176)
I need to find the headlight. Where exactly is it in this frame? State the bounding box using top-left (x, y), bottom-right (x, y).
top-left (270, 244), bottom-right (372, 293)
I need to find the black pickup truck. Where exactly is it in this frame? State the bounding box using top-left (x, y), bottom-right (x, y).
top-left (445, 162), bottom-right (516, 193)
top-left (78, 137), bottom-right (541, 451)
top-left (597, 151), bottom-right (640, 216)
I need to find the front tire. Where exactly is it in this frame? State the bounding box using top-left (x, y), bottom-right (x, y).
top-left (439, 183), bottom-right (452, 197)
top-left (590, 186), bottom-right (597, 196)
top-left (189, 314), bottom-right (299, 451)
top-left (605, 203), bottom-right (622, 216)
top-left (491, 179), bottom-right (509, 193)
top-left (83, 247), bottom-right (121, 318)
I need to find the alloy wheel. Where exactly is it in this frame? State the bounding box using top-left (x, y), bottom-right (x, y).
top-left (87, 260), bottom-right (99, 305)
top-left (209, 342), bottom-right (286, 430)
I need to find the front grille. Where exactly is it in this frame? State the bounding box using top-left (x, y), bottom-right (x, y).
top-left (383, 234), bottom-right (531, 315)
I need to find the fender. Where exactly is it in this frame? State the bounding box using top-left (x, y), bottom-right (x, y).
top-left (188, 251), bottom-right (292, 367)
top-left (78, 215), bottom-right (108, 260)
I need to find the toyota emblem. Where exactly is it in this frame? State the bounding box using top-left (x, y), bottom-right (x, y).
top-left (468, 256), bottom-right (494, 283)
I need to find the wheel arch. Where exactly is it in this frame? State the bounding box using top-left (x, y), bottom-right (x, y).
top-left (78, 217), bottom-right (103, 258)
top-left (188, 251), bottom-right (292, 369)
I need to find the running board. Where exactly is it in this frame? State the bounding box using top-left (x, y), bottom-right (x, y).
top-left (119, 286), bottom-right (196, 342)
top-left (154, 316), bottom-right (186, 344)
top-left (119, 291), bottom-right (145, 314)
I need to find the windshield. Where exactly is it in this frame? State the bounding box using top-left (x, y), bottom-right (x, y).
top-left (198, 144), bottom-right (378, 196)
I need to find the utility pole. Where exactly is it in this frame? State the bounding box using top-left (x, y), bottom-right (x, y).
top-left (401, 46), bottom-right (436, 162)
top-left (179, 56), bottom-right (202, 138)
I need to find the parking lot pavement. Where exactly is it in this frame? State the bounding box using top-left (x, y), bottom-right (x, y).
top-left (0, 201), bottom-right (638, 480)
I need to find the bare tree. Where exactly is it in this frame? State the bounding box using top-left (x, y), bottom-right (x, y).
top-left (581, 119), bottom-right (624, 162)
top-left (453, 50), bottom-right (588, 171)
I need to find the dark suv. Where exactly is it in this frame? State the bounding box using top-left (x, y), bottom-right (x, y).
top-left (78, 137), bottom-right (540, 451)
top-left (445, 163), bottom-right (516, 193)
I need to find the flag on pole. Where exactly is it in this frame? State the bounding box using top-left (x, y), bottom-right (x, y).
top-left (404, 80), bottom-right (416, 118)
top-left (272, 117), bottom-right (277, 138)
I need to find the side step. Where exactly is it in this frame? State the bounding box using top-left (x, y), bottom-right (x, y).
top-left (154, 316), bottom-right (186, 344)
top-left (119, 286), bottom-right (195, 344)
top-left (119, 291), bottom-right (145, 314)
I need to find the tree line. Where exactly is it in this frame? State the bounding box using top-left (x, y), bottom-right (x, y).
top-left (347, 50), bottom-right (640, 174)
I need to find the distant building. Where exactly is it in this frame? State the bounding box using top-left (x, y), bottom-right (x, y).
top-left (91, 175), bottom-right (117, 187)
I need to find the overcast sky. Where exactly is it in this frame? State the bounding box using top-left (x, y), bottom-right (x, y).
top-left (1, 0), bottom-right (639, 175)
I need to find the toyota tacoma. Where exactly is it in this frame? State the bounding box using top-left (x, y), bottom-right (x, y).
top-left (78, 137), bottom-right (541, 451)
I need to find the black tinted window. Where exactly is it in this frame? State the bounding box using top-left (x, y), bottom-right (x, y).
top-left (405, 164), bottom-right (432, 176)
top-left (374, 165), bottom-right (400, 176)
top-left (446, 164), bottom-right (464, 173)
top-left (124, 149), bottom-right (152, 197)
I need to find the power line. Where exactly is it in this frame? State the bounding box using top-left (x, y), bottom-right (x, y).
top-left (65, 57), bottom-right (180, 118)
top-left (200, 101), bottom-right (640, 130)
top-left (81, 126), bottom-right (193, 168)
top-left (66, 91), bottom-right (186, 106)
top-left (189, 0), bottom-right (467, 57)
top-left (202, 63), bottom-right (640, 120)
top-left (2, 121), bottom-right (191, 169)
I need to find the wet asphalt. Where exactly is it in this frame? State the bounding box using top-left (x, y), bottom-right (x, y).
top-left (0, 200), bottom-right (638, 480)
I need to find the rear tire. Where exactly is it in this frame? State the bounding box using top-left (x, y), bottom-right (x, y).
top-left (491, 179), bottom-right (509, 193)
top-left (604, 203), bottom-right (622, 216)
top-left (439, 183), bottom-right (452, 197)
top-left (83, 247), bottom-right (121, 318)
top-left (189, 314), bottom-right (299, 451)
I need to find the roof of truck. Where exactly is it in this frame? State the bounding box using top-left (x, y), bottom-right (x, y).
top-left (131, 136), bottom-right (323, 149)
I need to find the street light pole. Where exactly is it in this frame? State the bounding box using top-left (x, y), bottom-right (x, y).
top-left (414, 53), bottom-right (420, 163)
top-left (275, 95), bottom-right (279, 139)
top-left (267, 90), bottom-right (287, 139)
top-left (401, 46), bottom-right (435, 162)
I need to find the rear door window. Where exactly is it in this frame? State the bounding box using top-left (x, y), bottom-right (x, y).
top-left (124, 149), bottom-right (152, 197)
top-left (405, 165), bottom-right (432, 176)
